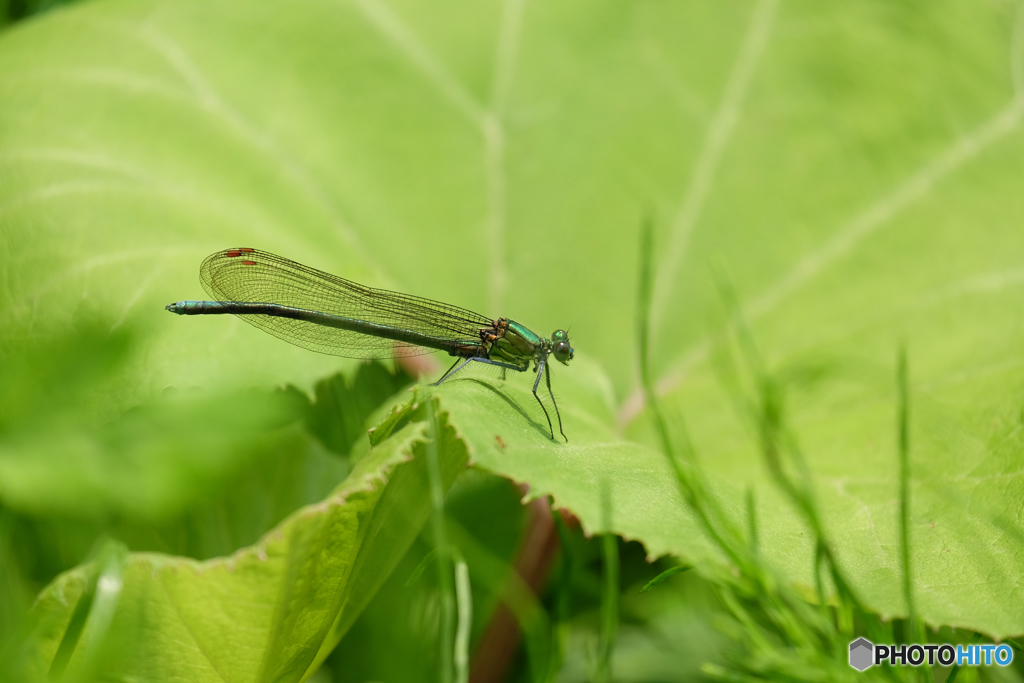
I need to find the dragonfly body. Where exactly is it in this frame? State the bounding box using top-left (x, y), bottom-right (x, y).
top-left (166, 248), bottom-right (574, 440)
top-left (167, 299), bottom-right (480, 356)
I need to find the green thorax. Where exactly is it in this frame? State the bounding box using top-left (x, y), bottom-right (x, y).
top-left (487, 318), bottom-right (545, 368)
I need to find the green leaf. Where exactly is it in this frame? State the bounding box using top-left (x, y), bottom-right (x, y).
top-left (300, 363), bottom-right (416, 458)
top-left (2, 0), bottom-right (1022, 643)
top-left (429, 359), bottom-right (716, 564)
top-left (0, 323), bottom-right (304, 520)
top-left (23, 398), bottom-right (468, 681)
top-left (328, 469), bottom-right (529, 683)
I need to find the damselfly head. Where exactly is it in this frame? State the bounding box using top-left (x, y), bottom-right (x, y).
top-left (551, 329), bottom-right (574, 365)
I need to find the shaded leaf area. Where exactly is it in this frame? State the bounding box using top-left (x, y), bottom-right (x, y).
top-left (557, 542), bottom-right (726, 683)
top-left (296, 360), bottom-right (415, 458)
top-left (0, 323), bottom-right (306, 521)
top-left (0, 0), bottom-right (80, 27)
top-left (0, 349), bottom-right (412, 678)
top-left (326, 465), bottom-right (721, 683)
top-left (328, 468), bottom-right (531, 682)
top-left (16, 397), bottom-right (467, 682)
top-left (0, 322), bottom-right (335, 620)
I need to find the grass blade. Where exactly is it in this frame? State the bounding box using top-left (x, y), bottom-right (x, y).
top-left (639, 565), bottom-right (691, 594)
top-left (595, 533), bottom-right (619, 683)
top-left (425, 397), bottom-right (455, 683)
top-left (453, 559), bottom-right (471, 683)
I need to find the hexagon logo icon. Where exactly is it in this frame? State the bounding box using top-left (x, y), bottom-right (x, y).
top-left (849, 638), bottom-right (873, 671)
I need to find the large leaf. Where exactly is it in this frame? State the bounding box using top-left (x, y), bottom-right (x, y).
top-left (0, 323), bottom-right (306, 520)
top-left (2, 0), bottom-right (1022, 641)
top-left (426, 359), bottom-right (718, 563)
top-left (22, 401), bottom-right (468, 681)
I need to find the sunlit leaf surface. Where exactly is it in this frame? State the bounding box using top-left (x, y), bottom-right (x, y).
top-left (2, 0), bottom-right (1022, 643)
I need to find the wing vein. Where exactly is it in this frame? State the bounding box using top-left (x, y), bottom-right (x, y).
top-left (199, 248), bottom-right (492, 360)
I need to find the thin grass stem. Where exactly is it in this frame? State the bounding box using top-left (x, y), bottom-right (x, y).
top-left (453, 559), bottom-right (471, 683)
top-left (548, 503), bottom-right (573, 683)
top-left (595, 533), bottom-right (619, 683)
top-left (425, 396), bottom-right (455, 683)
top-left (639, 565), bottom-right (691, 594)
top-left (896, 347), bottom-right (929, 680)
top-left (445, 518), bottom-right (552, 682)
top-left (946, 633), bottom-right (983, 683)
top-left (637, 218), bottom-right (745, 567)
top-left (897, 348), bottom-right (916, 632)
top-left (745, 488), bottom-right (758, 555)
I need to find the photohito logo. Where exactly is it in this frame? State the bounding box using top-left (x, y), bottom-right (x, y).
top-left (849, 638), bottom-right (1013, 671)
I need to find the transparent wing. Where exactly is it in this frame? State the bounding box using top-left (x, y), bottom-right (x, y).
top-left (199, 248), bottom-right (493, 359)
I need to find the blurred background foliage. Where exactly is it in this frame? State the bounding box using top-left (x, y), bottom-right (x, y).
top-left (2, 0), bottom-right (1024, 681)
top-left (0, 0), bottom-right (74, 27)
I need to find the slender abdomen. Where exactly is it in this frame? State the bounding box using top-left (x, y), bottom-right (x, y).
top-left (165, 300), bottom-right (478, 356)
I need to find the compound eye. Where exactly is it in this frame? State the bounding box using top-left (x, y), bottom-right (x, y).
top-left (552, 329), bottom-right (568, 342)
top-left (554, 341), bottom-right (572, 363)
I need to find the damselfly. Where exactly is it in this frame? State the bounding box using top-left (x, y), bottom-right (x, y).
top-left (166, 248), bottom-right (575, 440)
